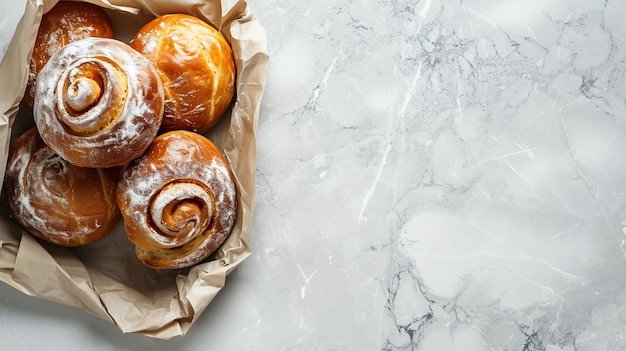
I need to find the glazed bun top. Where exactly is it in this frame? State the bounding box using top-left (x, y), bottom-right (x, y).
top-left (130, 14), bottom-right (236, 134)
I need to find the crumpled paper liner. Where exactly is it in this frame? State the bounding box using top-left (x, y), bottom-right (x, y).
top-left (0, 0), bottom-right (268, 339)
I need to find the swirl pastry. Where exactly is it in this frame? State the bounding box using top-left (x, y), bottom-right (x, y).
top-left (130, 14), bottom-right (236, 134)
top-left (116, 130), bottom-right (238, 269)
top-left (33, 37), bottom-right (165, 168)
top-left (4, 128), bottom-right (121, 247)
top-left (24, 1), bottom-right (115, 110)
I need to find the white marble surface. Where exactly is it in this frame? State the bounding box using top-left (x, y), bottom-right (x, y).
top-left (3, 0), bottom-right (626, 349)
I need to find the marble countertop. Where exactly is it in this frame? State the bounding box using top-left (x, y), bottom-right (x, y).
top-left (2, 0), bottom-right (626, 350)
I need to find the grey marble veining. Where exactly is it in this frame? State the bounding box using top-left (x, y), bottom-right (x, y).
top-left (252, 0), bottom-right (626, 350)
top-left (2, 0), bottom-right (626, 350)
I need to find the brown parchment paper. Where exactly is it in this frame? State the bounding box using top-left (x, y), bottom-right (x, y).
top-left (0, 0), bottom-right (268, 340)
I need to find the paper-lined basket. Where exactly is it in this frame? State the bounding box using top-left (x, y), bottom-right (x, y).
top-left (0, 0), bottom-right (267, 339)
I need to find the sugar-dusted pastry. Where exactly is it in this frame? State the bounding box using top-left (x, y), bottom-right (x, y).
top-left (116, 130), bottom-right (238, 269)
top-left (33, 37), bottom-right (164, 168)
top-left (24, 1), bottom-right (115, 109)
top-left (130, 14), bottom-right (236, 134)
top-left (4, 128), bottom-right (121, 247)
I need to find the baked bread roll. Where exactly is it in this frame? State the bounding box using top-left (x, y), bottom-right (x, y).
top-left (4, 128), bottom-right (121, 247)
top-left (33, 37), bottom-right (165, 168)
top-left (24, 1), bottom-right (114, 110)
top-left (116, 130), bottom-right (237, 269)
top-left (130, 14), bottom-right (236, 134)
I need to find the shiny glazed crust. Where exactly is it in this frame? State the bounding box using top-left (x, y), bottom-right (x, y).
top-left (24, 1), bottom-right (114, 110)
top-left (4, 128), bottom-right (121, 247)
top-left (130, 14), bottom-right (236, 134)
top-left (116, 130), bottom-right (237, 269)
top-left (33, 38), bottom-right (165, 168)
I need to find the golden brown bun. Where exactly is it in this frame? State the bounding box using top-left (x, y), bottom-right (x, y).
top-left (116, 130), bottom-right (237, 269)
top-left (33, 37), bottom-right (164, 168)
top-left (24, 1), bottom-right (114, 110)
top-left (130, 14), bottom-right (236, 134)
top-left (4, 128), bottom-right (121, 247)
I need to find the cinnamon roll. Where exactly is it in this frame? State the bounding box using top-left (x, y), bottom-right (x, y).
top-left (116, 130), bottom-right (237, 269)
top-left (4, 128), bottom-right (121, 247)
top-left (24, 1), bottom-right (115, 110)
top-left (33, 37), bottom-right (165, 168)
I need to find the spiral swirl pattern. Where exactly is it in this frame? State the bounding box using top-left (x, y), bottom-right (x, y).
top-left (23, 1), bottom-right (115, 110)
top-left (56, 59), bottom-right (125, 136)
top-left (149, 181), bottom-right (213, 248)
top-left (4, 128), bottom-right (121, 247)
top-left (116, 131), bottom-right (237, 269)
top-left (34, 38), bottom-right (164, 168)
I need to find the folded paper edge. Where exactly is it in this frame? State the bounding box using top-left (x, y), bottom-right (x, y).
top-left (0, 0), bottom-right (43, 189)
top-left (0, 0), bottom-right (269, 340)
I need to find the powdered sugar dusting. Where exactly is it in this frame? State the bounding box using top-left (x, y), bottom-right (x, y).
top-left (117, 131), bottom-right (237, 268)
top-left (66, 77), bottom-right (100, 111)
top-left (149, 182), bottom-right (213, 248)
top-left (45, 32), bottom-right (61, 57)
top-left (33, 38), bottom-right (164, 168)
top-left (4, 130), bottom-right (119, 246)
